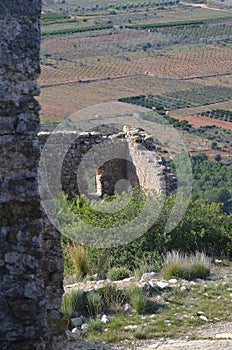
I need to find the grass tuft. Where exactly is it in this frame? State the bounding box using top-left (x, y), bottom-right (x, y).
top-left (67, 243), bottom-right (89, 278)
top-left (162, 251), bottom-right (211, 280)
top-left (86, 292), bottom-right (103, 317)
top-left (61, 289), bottom-right (86, 318)
top-left (127, 285), bottom-right (147, 314)
top-left (87, 319), bottom-right (104, 335)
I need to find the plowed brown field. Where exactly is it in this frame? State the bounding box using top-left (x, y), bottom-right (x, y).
top-left (170, 114), bottom-right (232, 130)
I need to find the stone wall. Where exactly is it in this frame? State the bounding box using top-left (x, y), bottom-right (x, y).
top-left (125, 128), bottom-right (177, 195)
top-left (0, 2), bottom-right (65, 349)
top-left (39, 128), bottom-right (177, 199)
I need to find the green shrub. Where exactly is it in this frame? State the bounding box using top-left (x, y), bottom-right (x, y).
top-left (162, 251), bottom-right (211, 280)
top-left (162, 261), bottom-right (185, 280)
top-left (214, 154), bottom-right (221, 162)
top-left (60, 191), bottom-right (232, 278)
top-left (61, 234), bottom-right (73, 276)
top-left (85, 274), bottom-right (98, 281)
top-left (61, 289), bottom-right (87, 318)
top-left (132, 293), bottom-right (147, 314)
top-left (165, 199), bottom-right (232, 257)
top-left (107, 267), bottom-right (130, 281)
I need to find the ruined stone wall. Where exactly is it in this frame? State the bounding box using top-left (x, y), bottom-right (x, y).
top-left (39, 128), bottom-right (177, 198)
top-left (0, 2), bottom-right (65, 349)
top-left (125, 128), bottom-right (177, 195)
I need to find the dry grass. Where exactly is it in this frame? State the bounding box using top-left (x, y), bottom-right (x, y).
top-left (162, 251), bottom-right (211, 280)
top-left (67, 243), bottom-right (89, 278)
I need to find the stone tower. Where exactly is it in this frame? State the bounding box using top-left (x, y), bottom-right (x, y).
top-left (0, 1), bottom-right (65, 349)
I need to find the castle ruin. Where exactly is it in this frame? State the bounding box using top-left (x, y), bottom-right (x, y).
top-left (39, 128), bottom-right (176, 199)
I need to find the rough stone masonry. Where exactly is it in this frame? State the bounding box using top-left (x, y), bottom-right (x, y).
top-left (39, 127), bottom-right (177, 198)
top-left (0, 1), bottom-right (65, 349)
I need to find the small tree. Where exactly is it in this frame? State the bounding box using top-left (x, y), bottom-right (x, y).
top-left (214, 154), bottom-right (221, 161)
top-left (211, 141), bottom-right (217, 149)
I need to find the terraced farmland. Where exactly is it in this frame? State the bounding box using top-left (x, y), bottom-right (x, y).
top-left (39, 45), bottom-right (232, 86)
top-left (40, 0), bottom-right (232, 133)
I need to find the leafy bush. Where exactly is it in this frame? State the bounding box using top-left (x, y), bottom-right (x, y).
top-left (107, 267), bottom-right (130, 281)
top-left (166, 199), bottom-right (232, 257)
top-left (161, 251), bottom-right (211, 280)
top-left (190, 155), bottom-right (232, 214)
top-left (85, 274), bottom-right (98, 281)
top-left (214, 154), bottom-right (221, 162)
top-left (60, 188), bottom-right (232, 279)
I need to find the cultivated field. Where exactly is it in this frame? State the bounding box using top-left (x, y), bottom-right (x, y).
top-left (39, 46), bottom-right (232, 86)
top-left (171, 113), bottom-right (232, 130)
top-left (38, 75), bottom-right (198, 117)
top-left (40, 0), bottom-right (232, 159)
top-left (171, 100), bottom-right (232, 117)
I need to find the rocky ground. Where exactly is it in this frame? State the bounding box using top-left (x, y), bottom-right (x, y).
top-left (64, 264), bottom-right (232, 350)
top-left (66, 333), bottom-right (232, 350)
top-left (66, 324), bottom-right (232, 350)
top-left (114, 321), bottom-right (232, 350)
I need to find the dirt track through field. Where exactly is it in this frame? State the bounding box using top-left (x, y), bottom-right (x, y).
top-left (183, 2), bottom-right (231, 12)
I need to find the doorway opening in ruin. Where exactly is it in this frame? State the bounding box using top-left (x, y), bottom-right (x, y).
top-left (96, 158), bottom-right (140, 197)
top-left (86, 169), bottom-right (97, 194)
top-left (73, 158), bottom-right (140, 199)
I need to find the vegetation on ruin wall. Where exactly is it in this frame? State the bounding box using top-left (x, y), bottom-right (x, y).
top-left (42, 23), bottom-right (113, 36)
